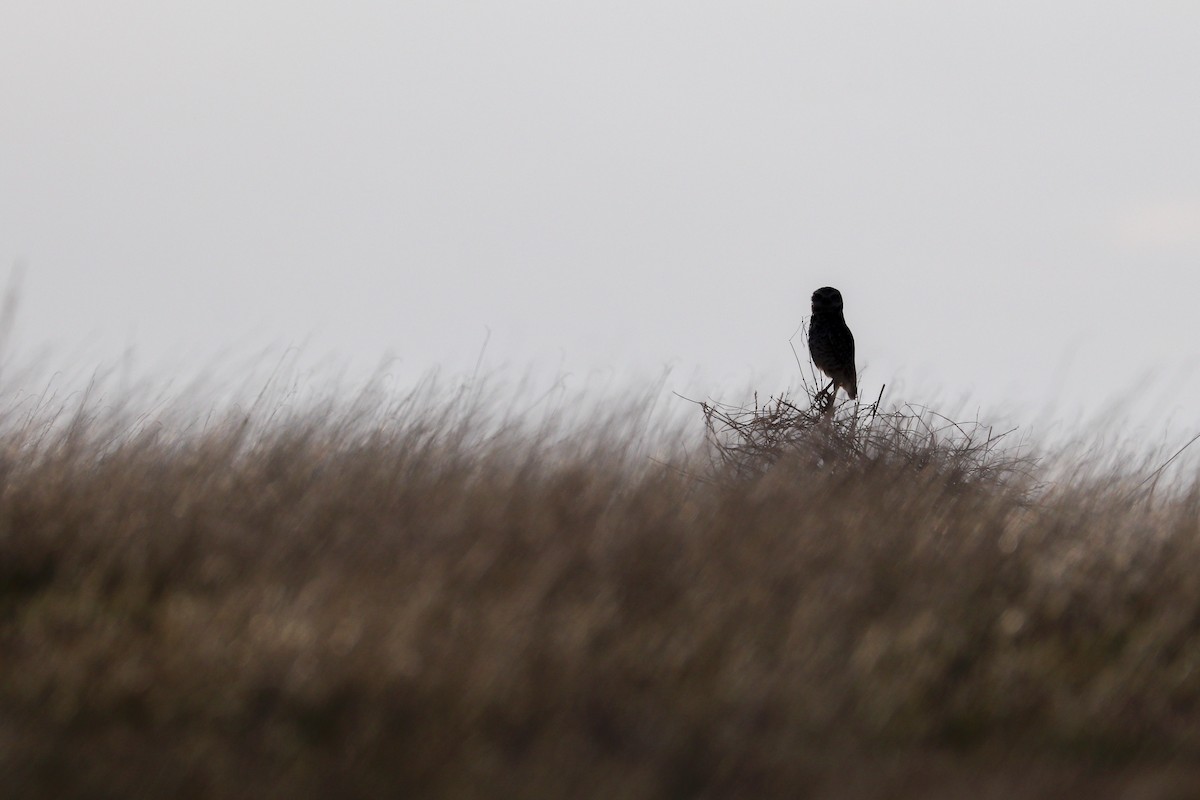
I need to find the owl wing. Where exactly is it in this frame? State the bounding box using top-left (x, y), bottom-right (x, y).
top-left (831, 327), bottom-right (855, 373)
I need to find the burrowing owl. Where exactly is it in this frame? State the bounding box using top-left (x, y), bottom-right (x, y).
top-left (808, 286), bottom-right (857, 405)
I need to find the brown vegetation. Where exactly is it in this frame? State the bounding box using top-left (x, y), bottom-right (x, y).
top-left (2, 374), bottom-right (1200, 798)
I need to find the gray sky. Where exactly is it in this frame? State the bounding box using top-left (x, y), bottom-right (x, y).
top-left (3, 2), bottom-right (1200, 439)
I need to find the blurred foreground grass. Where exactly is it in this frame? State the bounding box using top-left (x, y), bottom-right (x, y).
top-left (1, 376), bottom-right (1199, 799)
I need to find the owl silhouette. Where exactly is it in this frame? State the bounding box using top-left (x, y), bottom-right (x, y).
top-left (808, 286), bottom-right (857, 408)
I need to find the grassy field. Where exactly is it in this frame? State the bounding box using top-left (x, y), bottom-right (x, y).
top-left (2, 373), bottom-right (1199, 798)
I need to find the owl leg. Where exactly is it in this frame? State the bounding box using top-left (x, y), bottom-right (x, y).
top-left (815, 379), bottom-right (836, 412)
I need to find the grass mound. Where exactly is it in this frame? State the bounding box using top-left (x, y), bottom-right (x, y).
top-left (1, 374), bottom-right (1198, 798)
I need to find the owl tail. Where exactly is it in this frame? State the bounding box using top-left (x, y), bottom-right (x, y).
top-left (845, 375), bottom-right (858, 401)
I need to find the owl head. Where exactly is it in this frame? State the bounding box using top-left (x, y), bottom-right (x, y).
top-left (811, 286), bottom-right (844, 313)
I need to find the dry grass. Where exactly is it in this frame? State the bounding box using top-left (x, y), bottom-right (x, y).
top-left (2, 370), bottom-right (1200, 799)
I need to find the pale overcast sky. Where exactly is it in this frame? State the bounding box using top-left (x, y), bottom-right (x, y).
top-left (2, 2), bottom-right (1199, 439)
